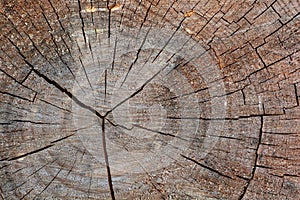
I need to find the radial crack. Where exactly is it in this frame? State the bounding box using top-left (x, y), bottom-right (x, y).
top-left (238, 116), bottom-right (263, 199)
top-left (181, 154), bottom-right (233, 180)
top-left (31, 67), bottom-right (104, 118)
top-left (100, 118), bottom-right (115, 200)
top-left (5, 144), bottom-right (54, 161)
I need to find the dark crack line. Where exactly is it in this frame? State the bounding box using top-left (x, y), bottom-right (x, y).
top-left (108, 7), bottom-right (112, 38)
top-left (38, 98), bottom-right (72, 113)
top-left (162, 38), bottom-right (209, 75)
top-left (106, 118), bottom-right (134, 131)
top-left (195, 9), bottom-right (220, 37)
top-left (121, 0), bottom-right (173, 71)
top-left (40, 11), bottom-right (81, 84)
top-left (107, 120), bottom-right (192, 152)
top-left (35, 167), bottom-right (62, 198)
top-left (40, 9), bottom-right (53, 31)
top-left (9, 159), bottom-right (58, 192)
top-left (210, 134), bottom-right (244, 141)
top-left (120, 26), bottom-right (152, 86)
top-left (104, 1), bottom-right (127, 76)
top-left (89, 0), bottom-right (96, 33)
top-left (294, 84), bottom-right (299, 106)
top-left (19, 32), bottom-right (56, 71)
top-left (50, 133), bottom-right (75, 144)
top-left (139, 0), bottom-right (153, 30)
top-left (9, 120), bottom-right (59, 125)
top-left (168, 113), bottom-right (280, 121)
top-left (105, 69), bottom-right (108, 98)
top-left (79, 57), bottom-right (93, 90)
top-left (4, 13), bottom-right (85, 93)
top-left (21, 68), bottom-right (34, 84)
top-left (156, 86), bottom-right (209, 101)
top-left (9, 180), bottom-right (29, 192)
top-left (123, 149), bottom-right (167, 199)
top-left (162, 83), bottom-right (248, 103)
top-left (152, 1), bottom-right (202, 63)
top-left (66, 149), bottom-right (81, 177)
top-left (142, 155), bottom-right (210, 195)
top-left (13, 167), bottom-right (30, 175)
top-left (164, 41), bottom-right (197, 71)
top-left (160, 0), bottom-right (177, 24)
top-left (238, 116), bottom-right (263, 200)
top-left (105, 60), bottom-right (171, 117)
top-left (133, 124), bottom-right (188, 142)
top-left (88, 36), bottom-right (95, 61)
top-left (0, 66), bottom-right (35, 92)
top-left (20, 188), bottom-right (33, 200)
top-left (47, 0), bottom-right (66, 32)
top-left (77, 0), bottom-right (87, 44)
top-left (118, 18), bottom-right (209, 104)
top-left (74, 34), bottom-right (84, 58)
top-left (100, 118), bottom-right (115, 200)
top-left (111, 37), bottom-right (118, 71)
top-left (0, 164), bottom-right (8, 170)
top-left (132, 1), bottom-right (143, 18)
top-left (152, 18), bottom-right (185, 63)
top-left (4, 144), bottom-right (54, 161)
top-left (31, 67), bottom-right (104, 118)
top-left (0, 91), bottom-right (32, 102)
top-left (0, 186), bottom-right (4, 200)
top-left (118, 0), bottom-right (167, 77)
top-left (28, 159), bottom-right (58, 177)
top-left (181, 154), bottom-right (233, 180)
top-left (5, 32), bottom-right (86, 104)
top-left (159, 4), bottom-right (205, 65)
top-left (1, 14), bottom-right (26, 41)
top-left (87, 171), bottom-right (93, 199)
top-left (117, 0), bottom-right (128, 31)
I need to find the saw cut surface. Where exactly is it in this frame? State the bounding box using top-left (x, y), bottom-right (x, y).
top-left (0, 0), bottom-right (299, 199)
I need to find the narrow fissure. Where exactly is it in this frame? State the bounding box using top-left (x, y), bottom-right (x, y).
top-left (238, 116), bottom-right (263, 200)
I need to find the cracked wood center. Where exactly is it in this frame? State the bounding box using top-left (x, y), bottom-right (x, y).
top-left (0, 0), bottom-right (299, 199)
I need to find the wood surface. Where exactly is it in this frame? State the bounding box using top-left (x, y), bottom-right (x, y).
top-left (0, 0), bottom-right (299, 199)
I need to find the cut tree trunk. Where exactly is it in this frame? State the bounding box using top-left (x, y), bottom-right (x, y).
top-left (0, 0), bottom-right (299, 199)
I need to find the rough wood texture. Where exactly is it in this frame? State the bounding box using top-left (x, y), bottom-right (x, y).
top-left (0, 0), bottom-right (299, 199)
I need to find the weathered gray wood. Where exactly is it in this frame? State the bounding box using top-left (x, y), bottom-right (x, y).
top-left (0, 0), bottom-right (299, 199)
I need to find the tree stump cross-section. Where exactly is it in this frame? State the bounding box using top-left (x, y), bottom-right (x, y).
top-left (0, 0), bottom-right (300, 199)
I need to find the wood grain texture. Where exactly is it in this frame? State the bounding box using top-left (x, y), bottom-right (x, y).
top-left (0, 0), bottom-right (299, 199)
